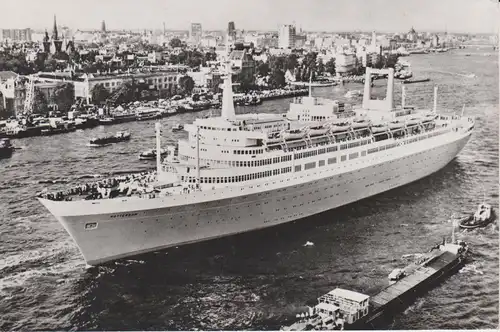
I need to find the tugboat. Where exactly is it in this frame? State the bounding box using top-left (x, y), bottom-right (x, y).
top-left (459, 202), bottom-right (494, 229)
top-left (0, 138), bottom-right (14, 158)
top-left (88, 131), bottom-right (131, 147)
top-left (139, 148), bottom-right (167, 160)
top-left (172, 124), bottom-right (184, 132)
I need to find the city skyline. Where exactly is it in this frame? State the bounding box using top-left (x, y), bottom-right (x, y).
top-left (1, 0), bottom-right (498, 34)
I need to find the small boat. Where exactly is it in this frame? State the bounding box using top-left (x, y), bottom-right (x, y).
top-left (344, 90), bottom-right (362, 98)
top-left (136, 109), bottom-right (162, 121)
top-left (460, 203), bottom-right (494, 229)
top-left (402, 78), bottom-right (430, 84)
top-left (139, 148), bottom-right (167, 160)
top-left (406, 117), bottom-right (421, 126)
top-left (388, 268), bottom-right (405, 285)
top-left (422, 113), bottom-right (437, 123)
top-left (98, 117), bottom-right (115, 125)
top-left (307, 126), bottom-right (329, 137)
top-left (328, 122), bottom-right (350, 133)
top-left (0, 138), bottom-right (14, 158)
top-left (371, 124), bottom-right (388, 134)
top-left (172, 124), bottom-right (184, 132)
top-left (88, 131), bottom-right (131, 147)
top-left (389, 121), bottom-right (405, 130)
top-left (351, 119), bottom-right (370, 129)
top-left (266, 133), bottom-right (282, 144)
top-left (282, 129), bottom-right (305, 141)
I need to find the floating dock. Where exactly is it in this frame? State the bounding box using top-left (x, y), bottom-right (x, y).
top-left (282, 238), bottom-right (469, 331)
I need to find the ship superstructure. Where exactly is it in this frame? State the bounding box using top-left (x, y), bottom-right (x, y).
top-left (38, 44), bottom-right (475, 266)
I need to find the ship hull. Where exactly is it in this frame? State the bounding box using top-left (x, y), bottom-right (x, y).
top-left (39, 131), bottom-right (472, 265)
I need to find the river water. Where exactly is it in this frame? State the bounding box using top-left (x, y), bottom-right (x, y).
top-left (0, 48), bottom-right (498, 330)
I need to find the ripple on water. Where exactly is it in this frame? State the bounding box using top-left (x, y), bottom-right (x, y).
top-left (0, 51), bottom-right (498, 330)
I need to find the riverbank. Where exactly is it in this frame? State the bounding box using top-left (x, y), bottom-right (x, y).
top-left (0, 87), bottom-right (308, 140)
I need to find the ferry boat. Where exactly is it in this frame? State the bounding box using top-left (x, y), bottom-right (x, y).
top-left (37, 44), bottom-right (475, 266)
top-left (88, 131), bottom-right (131, 147)
top-left (136, 108), bottom-right (162, 121)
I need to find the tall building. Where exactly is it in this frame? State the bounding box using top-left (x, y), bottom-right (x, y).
top-left (278, 24), bottom-right (296, 49)
top-left (190, 23), bottom-right (202, 44)
top-left (0, 28), bottom-right (32, 42)
top-left (228, 21), bottom-right (236, 39)
top-left (101, 20), bottom-right (107, 33)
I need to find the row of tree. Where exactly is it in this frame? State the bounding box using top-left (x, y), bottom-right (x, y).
top-left (89, 75), bottom-right (196, 105)
top-left (31, 82), bottom-right (75, 114)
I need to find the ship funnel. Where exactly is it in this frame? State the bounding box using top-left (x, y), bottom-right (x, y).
top-left (362, 67), bottom-right (394, 112)
top-left (221, 35), bottom-right (236, 121)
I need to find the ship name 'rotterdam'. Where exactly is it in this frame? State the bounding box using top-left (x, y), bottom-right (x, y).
top-left (38, 45), bottom-right (475, 266)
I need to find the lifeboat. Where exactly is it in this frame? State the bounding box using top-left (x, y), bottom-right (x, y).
top-left (328, 122), bottom-right (350, 133)
top-left (282, 129), bottom-right (305, 141)
top-left (371, 124), bottom-right (388, 134)
top-left (406, 117), bottom-right (421, 126)
top-left (389, 121), bottom-right (405, 130)
top-left (422, 114), bottom-right (437, 123)
top-left (351, 119), bottom-right (370, 129)
top-left (266, 133), bottom-right (283, 144)
top-left (307, 126), bottom-right (329, 137)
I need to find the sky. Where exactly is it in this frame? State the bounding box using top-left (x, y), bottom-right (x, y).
top-left (1, 0), bottom-right (498, 33)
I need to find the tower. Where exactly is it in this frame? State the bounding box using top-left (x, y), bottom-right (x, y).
top-left (101, 20), bottom-right (107, 33)
top-left (42, 30), bottom-right (51, 53)
top-left (52, 15), bottom-right (63, 53)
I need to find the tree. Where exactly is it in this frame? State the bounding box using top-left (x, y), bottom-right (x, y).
top-left (53, 83), bottom-right (75, 111)
top-left (317, 58), bottom-right (325, 75)
top-left (169, 38), bottom-right (182, 48)
top-left (268, 69), bottom-right (286, 88)
top-left (32, 88), bottom-right (49, 114)
top-left (325, 58), bottom-right (336, 76)
top-left (91, 83), bottom-right (110, 105)
top-left (285, 53), bottom-right (298, 71)
top-left (256, 61), bottom-right (270, 77)
top-left (178, 75), bottom-right (195, 95)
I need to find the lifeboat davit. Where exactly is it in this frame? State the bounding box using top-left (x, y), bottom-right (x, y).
top-left (389, 121), bottom-right (405, 130)
top-left (351, 119), bottom-right (370, 129)
top-left (307, 126), bottom-right (329, 137)
top-left (282, 129), bottom-right (305, 141)
top-left (371, 124), bottom-right (388, 134)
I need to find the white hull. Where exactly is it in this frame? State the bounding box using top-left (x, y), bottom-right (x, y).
top-left (39, 130), bottom-right (472, 265)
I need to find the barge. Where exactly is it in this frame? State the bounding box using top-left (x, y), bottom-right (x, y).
top-left (282, 230), bottom-right (469, 330)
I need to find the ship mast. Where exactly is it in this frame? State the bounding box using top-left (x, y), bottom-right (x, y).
top-left (221, 35), bottom-right (236, 121)
top-left (196, 125), bottom-right (200, 189)
top-left (155, 122), bottom-right (162, 181)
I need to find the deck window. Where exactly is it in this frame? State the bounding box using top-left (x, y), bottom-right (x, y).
top-left (305, 162), bottom-right (316, 170)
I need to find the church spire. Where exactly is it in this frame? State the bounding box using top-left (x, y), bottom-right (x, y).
top-left (52, 15), bottom-right (58, 40)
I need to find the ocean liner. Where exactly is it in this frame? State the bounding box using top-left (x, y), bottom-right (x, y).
top-left (38, 45), bottom-right (475, 266)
